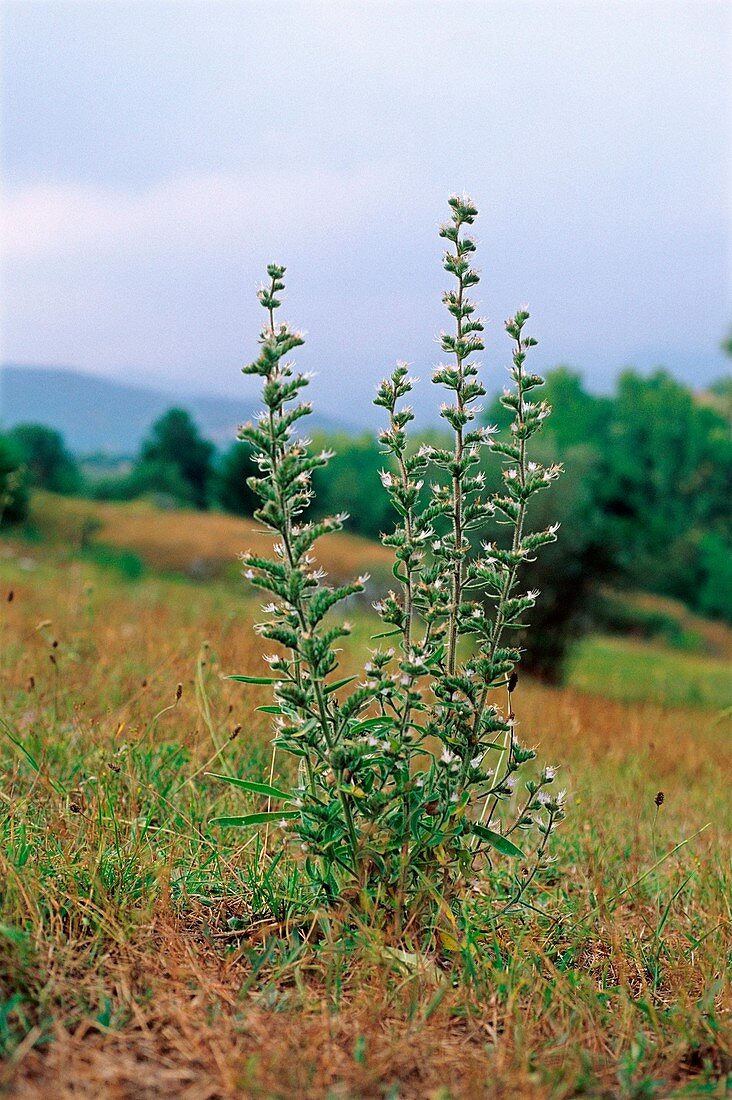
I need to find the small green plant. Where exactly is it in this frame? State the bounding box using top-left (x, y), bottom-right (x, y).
top-left (214, 195), bottom-right (565, 938)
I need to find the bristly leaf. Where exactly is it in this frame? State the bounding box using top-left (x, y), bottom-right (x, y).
top-left (206, 773), bottom-right (291, 800)
top-left (472, 824), bottom-right (524, 858)
top-left (211, 810), bottom-right (300, 828)
top-left (227, 674), bottom-right (286, 685)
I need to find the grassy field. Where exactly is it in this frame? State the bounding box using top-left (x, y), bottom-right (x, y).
top-left (1, 505), bottom-right (730, 1098)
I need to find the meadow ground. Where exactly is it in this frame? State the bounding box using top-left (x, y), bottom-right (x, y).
top-left (0, 502), bottom-right (730, 1098)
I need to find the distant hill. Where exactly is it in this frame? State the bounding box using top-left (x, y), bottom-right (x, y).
top-left (0, 365), bottom-right (347, 454)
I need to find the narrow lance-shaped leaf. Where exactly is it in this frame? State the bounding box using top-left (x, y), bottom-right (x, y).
top-left (206, 773), bottom-right (291, 800)
top-left (211, 810), bottom-right (300, 828)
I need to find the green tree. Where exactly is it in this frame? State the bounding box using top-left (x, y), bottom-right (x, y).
top-left (310, 433), bottom-right (394, 541)
top-left (215, 441), bottom-right (259, 516)
top-left (8, 423), bottom-right (81, 495)
top-left (139, 408), bottom-right (214, 510)
top-left (601, 370), bottom-right (732, 606)
top-left (0, 435), bottom-right (29, 526)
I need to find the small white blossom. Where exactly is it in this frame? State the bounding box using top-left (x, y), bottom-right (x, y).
top-left (440, 748), bottom-right (458, 766)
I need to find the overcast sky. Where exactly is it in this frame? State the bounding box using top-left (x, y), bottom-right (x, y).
top-left (2, 0), bottom-right (730, 425)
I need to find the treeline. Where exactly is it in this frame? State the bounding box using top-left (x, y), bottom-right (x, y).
top-left (1, 368), bottom-right (730, 675)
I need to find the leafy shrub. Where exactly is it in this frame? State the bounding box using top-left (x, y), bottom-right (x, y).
top-left (89, 459), bottom-right (195, 506)
top-left (213, 196), bottom-right (565, 940)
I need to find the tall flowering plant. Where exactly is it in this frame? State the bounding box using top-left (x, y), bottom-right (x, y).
top-left (212, 196), bottom-right (565, 935)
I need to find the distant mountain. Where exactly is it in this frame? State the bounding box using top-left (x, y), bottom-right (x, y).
top-left (0, 365), bottom-right (347, 455)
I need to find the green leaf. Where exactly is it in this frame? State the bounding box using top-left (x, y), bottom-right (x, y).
top-left (206, 773), bottom-right (290, 800)
top-left (210, 810), bottom-right (299, 828)
top-left (370, 628), bottom-right (401, 639)
top-left (227, 674), bottom-right (286, 684)
top-left (256, 705), bottom-right (283, 714)
top-left (325, 675), bottom-right (358, 694)
top-left (351, 716), bottom-right (396, 734)
top-left (472, 824), bottom-right (524, 858)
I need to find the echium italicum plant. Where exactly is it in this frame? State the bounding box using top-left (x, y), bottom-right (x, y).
top-left (212, 195), bottom-right (565, 940)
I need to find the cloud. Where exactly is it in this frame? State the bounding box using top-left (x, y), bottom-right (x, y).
top-left (2, 165), bottom-right (408, 262)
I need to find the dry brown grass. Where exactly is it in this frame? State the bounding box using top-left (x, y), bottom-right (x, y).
top-left (1, 535), bottom-right (730, 1099)
top-left (27, 491), bottom-right (393, 585)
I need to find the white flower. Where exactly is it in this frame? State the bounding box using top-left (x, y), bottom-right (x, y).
top-left (470, 755), bottom-right (483, 770)
top-left (526, 589), bottom-right (540, 601)
top-left (542, 765), bottom-right (556, 782)
top-left (440, 748), bottom-right (458, 766)
top-left (278, 819), bottom-right (290, 829)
